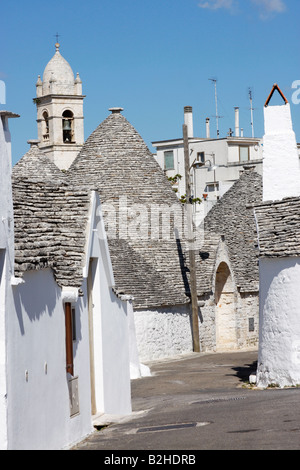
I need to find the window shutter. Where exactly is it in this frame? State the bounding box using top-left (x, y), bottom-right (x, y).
top-left (65, 302), bottom-right (74, 376)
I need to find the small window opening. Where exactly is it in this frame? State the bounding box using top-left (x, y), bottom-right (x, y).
top-left (205, 182), bottom-right (219, 192)
top-left (249, 317), bottom-right (255, 332)
top-left (42, 111), bottom-right (49, 142)
top-left (197, 152), bottom-right (205, 165)
top-left (62, 110), bottom-right (74, 143)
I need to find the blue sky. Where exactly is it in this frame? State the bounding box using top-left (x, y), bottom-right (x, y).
top-left (1, 0), bottom-right (299, 165)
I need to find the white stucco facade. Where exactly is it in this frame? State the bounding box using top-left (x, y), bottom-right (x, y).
top-left (0, 111), bottom-right (19, 450)
top-left (255, 92), bottom-right (300, 388)
top-left (134, 305), bottom-right (193, 362)
top-left (5, 258), bottom-right (133, 449)
top-left (7, 269), bottom-right (92, 450)
top-left (256, 258), bottom-right (300, 388)
top-left (0, 114), bottom-right (135, 448)
top-left (2, 193), bottom-right (135, 449)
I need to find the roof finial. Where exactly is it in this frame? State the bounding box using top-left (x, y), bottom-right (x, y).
top-left (54, 32), bottom-right (60, 51)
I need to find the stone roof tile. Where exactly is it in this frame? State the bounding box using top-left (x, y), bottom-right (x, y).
top-left (13, 144), bottom-right (65, 181)
top-left (12, 177), bottom-right (90, 288)
top-left (254, 196), bottom-right (300, 257)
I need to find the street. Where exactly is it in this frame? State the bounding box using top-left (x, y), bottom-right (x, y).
top-left (73, 350), bottom-right (300, 451)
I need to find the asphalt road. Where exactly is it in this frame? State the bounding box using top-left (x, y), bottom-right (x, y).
top-left (73, 350), bottom-right (300, 452)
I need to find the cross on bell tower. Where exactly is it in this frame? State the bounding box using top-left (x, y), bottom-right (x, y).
top-left (35, 41), bottom-right (85, 170)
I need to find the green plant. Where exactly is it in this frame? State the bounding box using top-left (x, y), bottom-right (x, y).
top-left (180, 194), bottom-right (202, 205)
top-left (168, 174), bottom-right (182, 184)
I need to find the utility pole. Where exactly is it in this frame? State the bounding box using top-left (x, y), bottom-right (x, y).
top-left (183, 123), bottom-right (200, 353)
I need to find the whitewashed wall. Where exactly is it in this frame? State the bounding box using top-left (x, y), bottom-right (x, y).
top-left (3, 192), bottom-right (133, 450)
top-left (0, 250), bottom-right (8, 450)
top-left (88, 194), bottom-right (132, 416)
top-left (6, 269), bottom-right (93, 450)
top-left (0, 113), bottom-right (16, 450)
top-left (134, 290), bottom-right (259, 363)
top-left (134, 305), bottom-right (193, 362)
top-left (256, 258), bottom-right (300, 388)
top-left (256, 102), bottom-right (300, 388)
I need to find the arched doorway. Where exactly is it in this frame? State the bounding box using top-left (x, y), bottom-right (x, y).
top-left (215, 262), bottom-right (237, 351)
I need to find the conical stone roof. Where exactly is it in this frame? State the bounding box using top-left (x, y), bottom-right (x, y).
top-left (12, 144), bottom-right (90, 287)
top-left (68, 109), bottom-right (190, 309)
top-left (197, 168), bottom-right (262, 295)
top-left (13, 143), bottom-right (65, 182)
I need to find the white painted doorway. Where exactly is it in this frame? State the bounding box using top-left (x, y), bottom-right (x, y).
top-left (215, 262), bottom-right (237, 351)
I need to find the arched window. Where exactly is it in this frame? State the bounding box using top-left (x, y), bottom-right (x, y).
top-left (62, 110), bottom-right (74, 143)
top-left (215, 262), bottom-right (233, 304)
top-left (42, 111), bottom-right (49, 141)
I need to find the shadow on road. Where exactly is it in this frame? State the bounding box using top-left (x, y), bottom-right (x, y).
top-left (229, 360), bottom-right (257, 384)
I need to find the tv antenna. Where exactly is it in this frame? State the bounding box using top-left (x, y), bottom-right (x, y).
top-left (209, 78), bottom-right (223, 138)
top-left (248, 87), bottom-right (255, 138)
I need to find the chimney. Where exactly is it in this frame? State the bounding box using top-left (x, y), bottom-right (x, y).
top-left (109, 107), bottom-right (124, 114)
top-left (263, 100), bottom-right (300, 201)
top-left (206, 118), bottom-right (210, 139)
top-left (184, 106), bottom-right (194, 138)
top-left (235, 107), bottom-right (240, 137)
top-left (27, 139), bottom-right (40, 147)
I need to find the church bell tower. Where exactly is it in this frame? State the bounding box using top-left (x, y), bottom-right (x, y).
top-left (35, 42), bottom-right (85, 169)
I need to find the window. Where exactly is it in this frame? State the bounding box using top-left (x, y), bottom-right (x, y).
top-left (239, 146), bottom-right (249, 162)
top-left (197, 152), bottom-right (205, 164)
top-left (205, 182), bottom-right (219, 192)
top-left (42, 111), bottom-right (49, 141)
top-left (65, 302), bottom-right (74, 375)
top-left (62, 110), bottom-right (74, 143)
top-left (164, 151), bottom-right (174, 170)
top-left (249, 317), bottom-right (255, 332)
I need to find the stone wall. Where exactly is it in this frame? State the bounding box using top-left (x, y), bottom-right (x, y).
top-left (134, 288), bottom-right (259, 362)
top-left (134, 305), bottom-right (192, 362)
top-left (198, 291), bottom-right (259, 352)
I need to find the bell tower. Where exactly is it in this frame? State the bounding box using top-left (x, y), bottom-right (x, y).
top-left (35, 42), bottom-right (85, 170)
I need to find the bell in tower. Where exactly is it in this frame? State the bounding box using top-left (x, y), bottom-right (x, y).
top-left (62, 110), bottom-right (73, 143)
